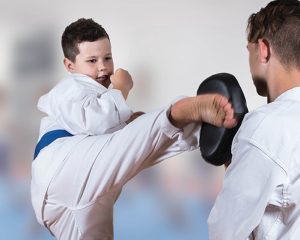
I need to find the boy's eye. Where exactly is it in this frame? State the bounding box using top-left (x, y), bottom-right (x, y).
top-left (105, 56), bottom-right (112, 61)
top-left (87, 59), bottom-right (97, 63)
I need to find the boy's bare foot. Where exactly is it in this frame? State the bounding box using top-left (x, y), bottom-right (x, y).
top-left (169, 94), bottom-right (237, 129)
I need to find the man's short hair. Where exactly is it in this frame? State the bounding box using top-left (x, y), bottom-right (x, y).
top-left (247, 0), bottom-right (300, 69)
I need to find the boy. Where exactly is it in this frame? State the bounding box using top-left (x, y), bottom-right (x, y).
top-left (36, 19), bottom-right (141, 139)
top-left (31, 18), bottom-right (236, 239)
top-left (208, 0), bottom-right (300, 239)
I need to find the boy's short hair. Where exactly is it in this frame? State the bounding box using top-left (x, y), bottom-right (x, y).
top-left (61, 18), bottom-right (110, 62)
top-left (247, 0), bottom-right (300, 69)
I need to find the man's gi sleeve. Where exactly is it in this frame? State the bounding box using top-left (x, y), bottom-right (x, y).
top-left (208, 137), bottom-right (286, 240)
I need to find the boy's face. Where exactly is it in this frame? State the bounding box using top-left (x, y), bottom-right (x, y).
top-left (64, 38), bottom-right (114, 88)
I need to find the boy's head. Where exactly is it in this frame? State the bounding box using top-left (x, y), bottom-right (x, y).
top-left (62, 18), bottom-right (113, 88)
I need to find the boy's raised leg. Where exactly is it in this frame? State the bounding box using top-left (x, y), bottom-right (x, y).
top-left (169, 94), bottom-right (237, 129)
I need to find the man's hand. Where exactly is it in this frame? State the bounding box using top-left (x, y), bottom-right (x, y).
top-left (110, 68), bottom-right (133, 99)
top-left (224, 160), bottom-right (231, 170)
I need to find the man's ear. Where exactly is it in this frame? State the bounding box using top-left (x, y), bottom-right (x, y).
top-left (63, 58), bottom-right (75, 72)
top-left (258, 39), bottom-right (270, 63)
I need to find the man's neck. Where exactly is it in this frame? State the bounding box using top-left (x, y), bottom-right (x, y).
top-left (267, 64), bottom-right (300, 102)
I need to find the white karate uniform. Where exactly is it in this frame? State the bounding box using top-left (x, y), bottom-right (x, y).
top-left (208, 87), bottom-right (300, 240)
top-left (37, 73), bottom-right (133, 136)
top-left (31, 73), bottom-right (201, 239)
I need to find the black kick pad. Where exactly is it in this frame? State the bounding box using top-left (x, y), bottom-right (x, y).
top-left (197, 73), bottom-right (248, 166)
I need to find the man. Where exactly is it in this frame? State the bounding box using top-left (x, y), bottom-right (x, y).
top-left (208, 0), bottom-right (300, 239)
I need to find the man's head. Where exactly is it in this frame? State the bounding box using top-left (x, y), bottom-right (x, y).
top-left (246, 0), bottom-right (300, 98)
top-left (62, 18), bottom-right (113, 87)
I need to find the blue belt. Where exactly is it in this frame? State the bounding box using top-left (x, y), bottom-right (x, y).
top-left (33, 130), bottom-right (73, 160)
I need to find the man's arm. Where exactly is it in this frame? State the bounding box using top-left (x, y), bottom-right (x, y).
top-left (208, 137), bottom-right (286, 239)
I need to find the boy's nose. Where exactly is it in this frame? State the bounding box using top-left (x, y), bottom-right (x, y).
top-left (97, 62), bottom-right (106, 72)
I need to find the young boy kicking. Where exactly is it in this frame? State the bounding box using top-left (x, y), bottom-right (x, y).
top-left (31, 18), bottom-right (236, 239)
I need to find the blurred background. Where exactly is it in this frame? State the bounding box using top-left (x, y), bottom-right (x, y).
top-left (0, 0), bottom-right (269, 239)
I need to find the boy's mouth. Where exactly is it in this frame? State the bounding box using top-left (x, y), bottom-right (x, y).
top-left (96, 75), bottom-right (111, 88)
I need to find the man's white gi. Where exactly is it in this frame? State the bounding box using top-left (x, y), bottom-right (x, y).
top-left (208, 87), bottom-right (300, 239)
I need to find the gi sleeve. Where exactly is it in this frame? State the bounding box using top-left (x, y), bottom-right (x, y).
top-left (207, 137), bottom-right (286, 240)
top-left (39, 87), bottom-right (132, 135)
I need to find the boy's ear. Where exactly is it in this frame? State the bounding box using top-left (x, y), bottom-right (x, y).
top-left (63, 58), bottom-right (75, 72)
top-left (258, 39), bottom-right (270, 63)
